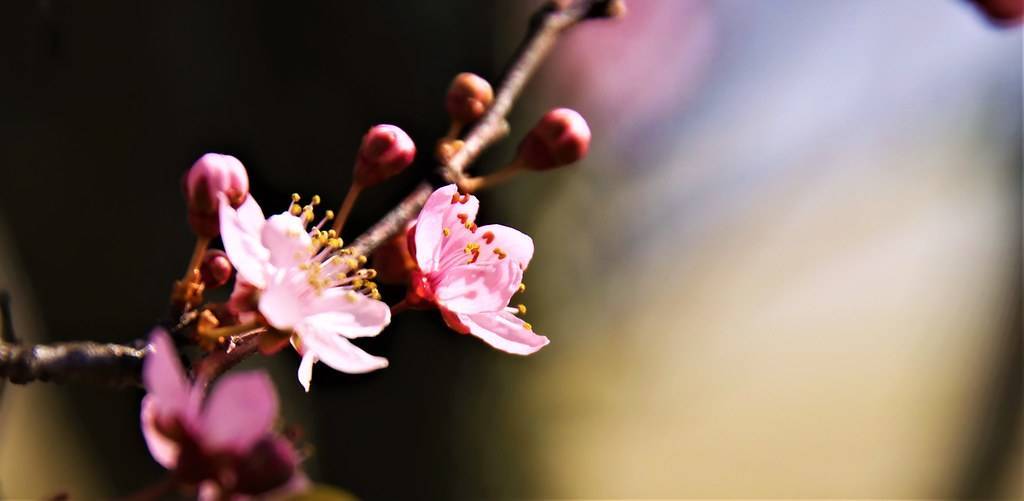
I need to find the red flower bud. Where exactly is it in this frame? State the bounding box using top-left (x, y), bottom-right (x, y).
top-left (199, 249), bottom-right (233, 289)
top-left (185, 153), bottom-right (249, 238)
top-left (445, 72), bottom-right (494, 124)
top-left (353, 125), bottom-right (416, 187)
top-left (516, 108), bottom-right (591, 171)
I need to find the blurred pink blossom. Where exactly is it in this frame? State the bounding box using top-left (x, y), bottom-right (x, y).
top-left (140, 329), bottom-right (306, 499)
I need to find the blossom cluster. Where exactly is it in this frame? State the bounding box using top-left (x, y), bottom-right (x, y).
top-left (140, 70), bottom-right (591, 498)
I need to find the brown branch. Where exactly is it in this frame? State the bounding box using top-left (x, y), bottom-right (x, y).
top-left (0, 340), bottom-right (149, 387)
top-left (193, 333), bottom-right (262, 384)
top-left (350, 0), bottom-right (620, 256)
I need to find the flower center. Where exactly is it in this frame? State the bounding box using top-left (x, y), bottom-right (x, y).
top-left (288, 194), bottom-right (381, 300)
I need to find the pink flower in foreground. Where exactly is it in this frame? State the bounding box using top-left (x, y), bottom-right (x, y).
top-left (141, 329), bottom-right (306, 499)
top-left (406, 184), bottom-right (549, 354)
top-left (219, 194), bottom-right (391, 391)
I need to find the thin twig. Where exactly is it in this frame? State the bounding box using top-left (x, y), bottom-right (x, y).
top-left (350, 0), bottom-right (619, 256)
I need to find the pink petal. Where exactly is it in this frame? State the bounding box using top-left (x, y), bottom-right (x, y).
top-left (433, 258), bottom-right (523, 314)
top-left (143, 329), bottom-right (191, 416)
top-left (413, 185), bottom-right (479, 273)
top-left (457, 310), bottom-right (550, 355)
top-left (295, 320), bottom-right (389, 376)
top-left (140, 395), bottom-right (181, 469)
top-left (258, 269), bottom-right (312, 330)
top-left (464, 224), bottom-right (534, 270)
top-left (303, 288), bottom-right (391, 338)
top-left (260, 213), bottom-right (313, 269)
top-left (219, 196), bottom-right (271, 288)
top-left (199, 372), bottom-right (278, 453)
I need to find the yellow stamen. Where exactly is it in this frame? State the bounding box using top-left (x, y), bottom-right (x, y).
top-left (518, 283), bottom-right (526, 293)
top-left (517, 304), bottom-right (527, 315)
top-left (291, 193), bottom-right (301, 203)
top-left (443, 228), bottom-right (451, 237)
top-left (522, 322), bottom-right (533, 331)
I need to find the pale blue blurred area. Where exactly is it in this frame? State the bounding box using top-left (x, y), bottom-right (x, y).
top-left (472, 0), bottom-right (1021, 497)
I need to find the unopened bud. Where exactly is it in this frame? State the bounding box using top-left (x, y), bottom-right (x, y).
top-left (445, 72), bottom-right (494, 125)
top-left (516, 108), bottom-right (591, 171)
top-left (199, 250), bottom-right (233, 289)
top-left (185, 153), bottom-right (250, 238)
top-left (353, 125), bottom-right (416, 187)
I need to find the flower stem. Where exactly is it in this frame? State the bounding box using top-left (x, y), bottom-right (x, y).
top-left (331, 183), bottom-right (363, 235)
top-left (183, 237), bottom-right (210, 282)
top-left (390, 298), bottom-right (410, 315)
top-left (460, 160), bottom-right (525, 193)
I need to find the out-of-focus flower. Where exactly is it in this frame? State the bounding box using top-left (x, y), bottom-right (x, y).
top-left (968, 0), bottom-right (1024, 24)
top-left (140, 329), bottom-right (306, 499)
top-left (219, 194), bottom-right (391, 391)
top-left (353, 124), bottom-right (417, 188)
top-left (516, 108), bottom-right (592, 171)
top-left (405, 184), bottom-right (548, 355)
top-left (199, 250), bottom-right (233, 289)
top-left (185, 153), bottom-right (250, 238)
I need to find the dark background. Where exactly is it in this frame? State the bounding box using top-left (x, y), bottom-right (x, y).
top-left (0, 2), bottom-right (536, 499)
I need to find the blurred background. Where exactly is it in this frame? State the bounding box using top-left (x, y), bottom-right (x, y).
top-left (0, 0), bottom-right (1020, 498)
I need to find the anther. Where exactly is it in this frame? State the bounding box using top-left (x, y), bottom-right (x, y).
top-left (493, 247), bottom-right (507, 259)
top-left (517, 304), bottom-right (527, 315)
top-left (518, 283), bottom-right (526, 293)
top-left (482, 231), bottom-right (495, 244)
top-left (522, 322), bottom-right (533, 331)
top-left (311, 195), bottom-right (321, 206)
top-left (291, 193), bottom-right (301, 203)
top-left (443, 228), bottom-right (451, 237)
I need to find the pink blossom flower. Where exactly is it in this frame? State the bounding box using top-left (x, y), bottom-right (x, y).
top-left (141, 329), bottom-right (306, 498)
top-left (218, 194), bottom-right (392, 391)
top-left (406, 184), bottom-right (549, 355)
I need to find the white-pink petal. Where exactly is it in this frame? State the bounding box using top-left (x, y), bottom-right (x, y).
top-left (457, 310), bottom-right (550, 355)
top-left (303, 288), bottom-right (391, 338)
top-left (258, 270), bottom-right (312, 330)
top-left (295, 320), bottom-right (389, 378)
top-left (260, 213), bottom-right (313, 269)
top-left (297, 352), bottom-right (317, 392)
top-left (219, 196), bottom-right (271, 288)
top-left (198, 372), bottom-right (278, 453)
